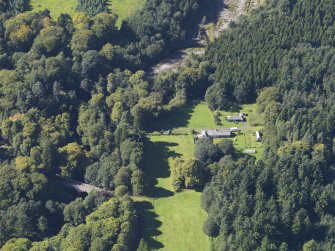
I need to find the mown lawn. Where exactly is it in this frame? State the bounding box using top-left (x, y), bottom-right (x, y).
top-left (107, 0), bottom-right (146, 28)
top-left (138, 134), bottom-right (212, 250)
top-left (151, 102), bottom-right (219, 132)
top-left (152, 102), bottom-right (264, 160)
top-left (29, 0), bottom-right (78, 19)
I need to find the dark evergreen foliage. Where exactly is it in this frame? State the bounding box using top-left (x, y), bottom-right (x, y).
top-left (205, 0), bottom-right (335, 109)
top-left (201, 1), bottom-right (335, 250)
top-left (76, 0), bottom-right (108, 17)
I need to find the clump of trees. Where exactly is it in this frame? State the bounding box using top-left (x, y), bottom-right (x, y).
top-left (171, 138), bottom-right (237, 192)
top-left (2, 196), bottom-right (137, 251)
top-left (77, 0), bottom-right (108, 16)
top-left (171, 158), bottom-right (205, 191)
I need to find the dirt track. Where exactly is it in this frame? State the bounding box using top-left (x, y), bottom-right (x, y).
top-left (152, 0), bottom-right (259, 74)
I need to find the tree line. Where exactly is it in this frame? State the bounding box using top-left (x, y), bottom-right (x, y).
top-left (192, 0), bottom-right (335, 250)
top-left (0, 0), bottom-right (214, 248)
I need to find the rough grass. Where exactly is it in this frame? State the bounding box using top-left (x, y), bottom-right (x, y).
top-left (29, 0), bottom-right (78, 19)
top-left (107, 0), bottom-right (146, 28)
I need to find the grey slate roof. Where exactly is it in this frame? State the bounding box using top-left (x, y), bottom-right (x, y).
top-left (201, 129), bottom-right (232, 138)
top-left (226, 115), bottom-right (245, 121)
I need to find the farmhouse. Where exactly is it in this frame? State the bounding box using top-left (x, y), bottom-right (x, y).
top-left (200, 129), bottom-right (232, 139)
top-left (226, 115), bottom-right (245, 122)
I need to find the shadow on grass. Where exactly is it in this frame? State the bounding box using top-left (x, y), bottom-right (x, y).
top-left (148, 103), bottom-right (198, 132)
top-left (144, 140), bottom-right (180, 198)
top-left (136, 200), bottom-right (164, 249)
top-left (226, 103), bottom-right (243, 113)
top-left (25, 0), bottom-right (33, 11)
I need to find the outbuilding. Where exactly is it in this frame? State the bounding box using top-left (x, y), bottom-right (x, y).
top-left (226, 115), bottom-right (245, 122)
top-left (256, 131), bottom-right (262, 142)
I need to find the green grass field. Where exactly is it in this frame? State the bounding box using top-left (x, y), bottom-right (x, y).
top-left (137, 135), bottom-right (212, 250)
top-left (138, 102), bottom-right (264, 250)
top-left (151, 102), bottom-right (264, 160)
top-left (28, 0), bottom-right (145, 26)
top-left (29, 0), bottom-right (78, 19)
top-left (107, 0), bottom-right (146, 28)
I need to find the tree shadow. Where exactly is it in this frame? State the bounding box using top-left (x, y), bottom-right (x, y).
top-left (206, 0), bottom-right (227, 23)
top-left (136, 200), bottom-right (164, 249)
top-left (148, 103), bottom-right (197, 132)
top-left (25, 0), bottom-right (33, 11)
top-left (144, 140), bottom-right (181, 198)
top-left (226, 103), bottom-right (243, 113)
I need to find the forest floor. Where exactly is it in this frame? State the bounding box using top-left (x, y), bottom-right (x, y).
top-left (136, 102), bottom-right (264, 250)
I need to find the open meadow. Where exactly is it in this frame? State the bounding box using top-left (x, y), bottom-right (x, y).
top-left (29, 0), bottom-right (78, 18)
top-left (29, 0), bottom-right (145, 26)
top-left (136, 134), bottom-right (212, 250)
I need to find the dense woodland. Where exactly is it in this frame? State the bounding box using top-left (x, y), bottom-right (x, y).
top-left (0, 0), bottom-right (213, 249)
top-left (0, 0), bottom-right (335, 250)
top-left (200, 0), bottom-right (335, 250)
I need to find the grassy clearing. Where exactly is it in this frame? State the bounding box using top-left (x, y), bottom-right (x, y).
top-left (107, 0), bottom-right (146, 28)
top-left (151, 102), bottom-right (219, 132)
top-left (138, 135), bottom-right (211, 250)
top-left (28, 0), bottom-right (145, 26)
top-left (139, 102), bottom-right (264, 250)
top-left (216, 103), bottom-right (264, 159)
top-left (29, 0), bottom-right (78, 19)
top-left (151, 102), bottom-right (264, 160)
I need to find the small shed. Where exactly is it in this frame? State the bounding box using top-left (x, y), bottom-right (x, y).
top-left (243, 149), bottom-right (256, 154)
top-left (256, 131), bottom-right (262, 142)
top-left (226, 115), bottom-right (245, 122)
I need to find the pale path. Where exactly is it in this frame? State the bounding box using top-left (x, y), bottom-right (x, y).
top-left (54, 175), bottom-right (114, 196)
top-left (152, 0), bottom-right (259, 74)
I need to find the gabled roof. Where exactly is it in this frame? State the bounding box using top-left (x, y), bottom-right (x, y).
top-left (227, 115), bottom-right (244, 121)
top-left (202, 129), bottom-right (231, 137)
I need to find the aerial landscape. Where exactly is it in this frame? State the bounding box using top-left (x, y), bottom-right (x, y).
top-left (0, 0), bottom-right (334, 250)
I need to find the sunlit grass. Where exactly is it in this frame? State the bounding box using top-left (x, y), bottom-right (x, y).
top-left (107, 0), bottom-right (146, 28)
top-left (29, 0), bottom-right (78, 19)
